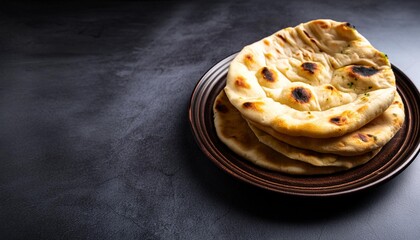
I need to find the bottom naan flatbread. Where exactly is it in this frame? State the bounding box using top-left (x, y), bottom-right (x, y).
top-left (248, 124), bottom-right (381, 168)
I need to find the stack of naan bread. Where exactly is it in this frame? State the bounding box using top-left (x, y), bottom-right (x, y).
top-left (214, 19), bottom-right (405, 175)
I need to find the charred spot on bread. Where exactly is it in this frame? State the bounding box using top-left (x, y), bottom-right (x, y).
top-left (244, 54), bottom-right (256, 68)
top-left (215, 101), bottom-right (229, 113)
top-left (351, 65), bottom-right (379, 77)
top-left (301, 62), bottom-right (317, 74)
top-left (345, 22), bottom-right (356, 29)
top-left (245, 54), bottom-right (253, 61)
top-left (291, 87), bottom-right (312, 103)
top-left (330, 116), bottom-right (347, 126)
top-left (325, 85), bottom-right (335, 90)
top-left (235, 76), bottom-right (250, 89)
top-left (256, 67), bottom-right (279, 87)
top-left (242, 102), bottom-right (263, 112)
top-left (261, 67), bottom-right (275, 82)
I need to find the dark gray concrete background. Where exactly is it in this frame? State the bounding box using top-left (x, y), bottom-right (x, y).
top-left (1, 0), bottom-right (420, 239)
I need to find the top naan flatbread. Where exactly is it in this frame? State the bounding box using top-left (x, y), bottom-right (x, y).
top-left (225, 19), bottom-right (396, 138)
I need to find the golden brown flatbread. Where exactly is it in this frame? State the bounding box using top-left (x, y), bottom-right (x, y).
top-left (224, 19), bottom-right (396, 138)
top-left (248, 124), bottom-right (381, 168)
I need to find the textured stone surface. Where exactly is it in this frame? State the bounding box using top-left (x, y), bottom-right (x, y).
top-left (1, 1), bottom-right (420, 239)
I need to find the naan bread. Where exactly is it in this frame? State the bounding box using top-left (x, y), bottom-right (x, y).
top-left (225, 19), bottom-right (396, 138)
top-left (248, 93), bottom-right (405, 156)
top-left (213, 90), bottom-right (347, 175)
top-left (248, 124), bottom-right (381, 168)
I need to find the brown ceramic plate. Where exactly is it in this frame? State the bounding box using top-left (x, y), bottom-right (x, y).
top-left (189, 53), bottom-right (420, 197)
